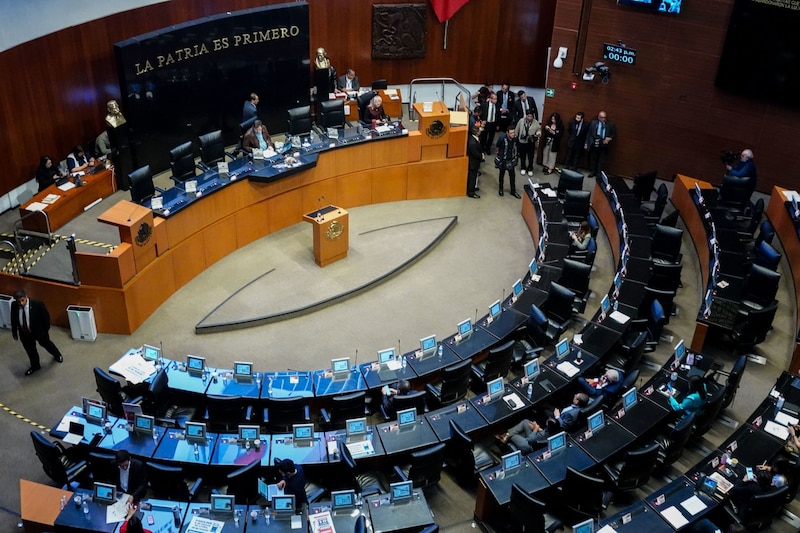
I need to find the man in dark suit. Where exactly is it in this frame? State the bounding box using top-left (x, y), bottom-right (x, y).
top-left (513, 90), bottom-right (539, 122)
top-left (11, 289), bottom-right (63, 376)
top-left (584, 110), bottom-right (617, 177)
top-left (467, 126), bottom-right (484, 198)
top-left (496, 83), bottom-right (515, 132)
top-left (479, 93), bottom-right (498, 154)
top-left (242, 93), bottom-right (259, 122)
top-left (565, 111), bottom-right (588, 170)
top-left (336, 68), bottom-right (360, 94)
top-left (115, 449), bottom-right (148, 504)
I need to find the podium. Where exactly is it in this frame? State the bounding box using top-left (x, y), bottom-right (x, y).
top-left (413, 101), bottom-right (450, 146)
top-left (303, 205), bottom-right (349, 267)
top-left (97, 200), bottom-right (157, 273)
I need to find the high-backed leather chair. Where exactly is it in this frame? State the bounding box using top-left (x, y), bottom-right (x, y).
top-left (169, 141), bottom-right (196, 183)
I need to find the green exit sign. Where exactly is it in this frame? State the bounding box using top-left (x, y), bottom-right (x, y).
top-left (545, 88), bottom-right (555, 97)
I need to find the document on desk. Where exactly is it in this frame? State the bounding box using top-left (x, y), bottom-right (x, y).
top-left (541, 188), bottom-right (557, 198)
top-left (105, 498), bottom-right (129, 523)
top-left (41, 194), bottom-right (60, 204)
top-left (708, 472), bottom-right (733, 494)
top-left (775, 410), bottom-right (799, 426)
top-left (56, 414), bottom-right (81, 433)
top-left (58, 181), bottom-right (76, 191)
top-left (597, 526), bottom-right (615, 533)
top-left (308, 510), bottom-right (335, 533)
top-left (659, 506), bottom-right (688, 529)
top-left (25, 201), bottom-right (49, 212)
top-left (680, 495), bottom-right (707, 516)
top-left (109, 352), bottom-right (156, 385)
top-left (764, 420), bottom-right (790, 440)
top-left (346, 439), bottom-right (375, 458)
top-left (185, 516), bottom-right (225, 533)
top-left (556, 361), bottom-right (580, 378)
top-left (609, 310), bottom-right (630, 324)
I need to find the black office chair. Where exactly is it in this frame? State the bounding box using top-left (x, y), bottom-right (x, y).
top-left (649, 261), bottom-right (682, 293)
top-left (146, 461), bottom-right (203, 501)
top-left (169, 141), bottom-right (197, 183)
top-left (753, 240), bottom-right (781, 271)
top-left (339, 442), bottom-right (383, 497)
top-left (379, 389), bottom-right (427, 422)
top-left (203, 395), bottom-right (253, 433)
top-left (642, 286), bottom-right (676, 323)
top-left (754, 219), bottom-right (775, 247)
top-left (729, 302), bottom-right (778, 348)
top-left (641, 183), bottom-right (668, 227)
top-left (86, 450), bottom-right (117, 485)
top-left (723, 484), bottom-right (790, 531)
top-left (371, 79), bottom-right (388, 90)
top-left (563, 190), bottom-right (591, 223)
top-left (320, 391), bottom-right (367, 428)
top-left (542, 282), bottom-right (576, 342)
top-left (643, 298), bottom-right (667, 352)
top-left (225, 459), bottom-right (262, 504)
top-left (142, 369), bottom-right (194, 428)
top-left (317, 99), bottom-right (346, 130)
top-left (30, 431), bottom-right (87, 488)
top-left (129, 165), bottom-right (163, 204)
top-left (287, 105), bottom-right (313, 136)
top-left (631, 170), bottom-right (657, 203)
top-left (567, 236), bottom-right (596, 268)
top-left (444, 420), bottom-right (494, 487)
top-left (263, 397), bottom-right (311, 433)
top-left (94, 367), bottom-right (138, 418)
top-left (556, 168), bottom-right (584, 200)
top-left (392, 442), bottom-right (446, 489)
top-left (651, 224), bottom-right (683, 264)
top-left (197, 130), bottom-right (233, 171)
top-left (602, 442), bottom-right (660, 492)
top-left (719, 174), bottom-right (753, 212)
top-left (550, 466), bottom-right (611, 524)
top-left (659, 209), bottom-right (680, 228)
top-left (520, 305), bottom-right (549, 352)
top-left (691, 382), bottom-right (726, 438)
top-left (606, 330), bottom-right (647, 375)
top-left (654, 412), bottom-right (696, 471)
top-left (709, 354), bottom-right (748, 410)
top-left (557, 259), bottom-right (591, 314)
top-left (471, 339), bottom-right (515, 393)
top-left (740, 264), bottom-right (780, 311)
top-left (425, 359), bottom-right (472, 407)
top-left (353, 515), bottom-right (367, 533)
top-left (588, 212), bottom-right (600, 238)
top-left (508, 483), bottom-right (562, 533)
top-left (734, 196), bottom-right (764, 236)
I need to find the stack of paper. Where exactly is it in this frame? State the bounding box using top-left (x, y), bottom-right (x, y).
top-left (556, 361), bottom-right (580, 377)
top-left (42, 194), bottom-right (60, 204)
top-left (660, 506), bottom-right (688, 528)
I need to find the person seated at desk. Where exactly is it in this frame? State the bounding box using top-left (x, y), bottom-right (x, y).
top-left (120, 506), bottom-right (152, 533)
top-left (552, 392), bottom-right (590, 431)
top-left (568, 220), bottom-right (592, 252)
top-left (66, 145), bottom-right (96, 173)
top-left (785, 423), bottom-right (800, 454)
top-left (496, 417), bottom-right (559, 453)
top-left (35, 155), bottom-right (63, 192)
top-left (725, 148), bottom-right (756, 183)
top-left (381, 379), bottom-right (411, 418)
top-left (242, 120), bottom-right (274, 153)
top-left (336, 68), bottom-right (360, 96)
top-left (277, 459), bottom-right (308, 509)
top-left (577, 368), bottom-right (622, 400)
top-left (95, 130), bottom-right (112, 156)
top-left (667, 375), bottom-right (707, 418)
top-left (361, 95), bottom-right (388, 125)
top-left (728, 457), bottom-right (792, 511)
top-left (115, 449), bottom-right (148, 504)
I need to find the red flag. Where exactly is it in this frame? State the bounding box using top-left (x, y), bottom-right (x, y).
top-left (430, 0), bottom-right (470, 23)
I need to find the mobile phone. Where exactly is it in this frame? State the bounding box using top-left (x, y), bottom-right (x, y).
top-left (382, 385), bottom-right (390, 395)
top-left (146, 515), bottom-right (155, 525)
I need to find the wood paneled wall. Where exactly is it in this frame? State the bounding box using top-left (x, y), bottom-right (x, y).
top-left (0, 0), bottom-right (554, 198)
top-left (546, 0), bottom-right (800, 193)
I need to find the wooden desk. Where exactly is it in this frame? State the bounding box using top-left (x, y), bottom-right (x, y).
top-left (20, 479), bottom-right (71, 533)
top-left (20, 168), bottom-right (114, 232)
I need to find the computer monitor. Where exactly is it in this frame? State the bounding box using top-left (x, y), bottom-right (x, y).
top-left (487, 377), bottom-right (505, 401)
top-left (331, 357), bottom-right (350, 379)
top-left (238, 425), bottom-right (260, 444)
top-left (538, 235), bottom-right (546, 257)
top-left (331, 490), bottom-right (356, 511)
top-left (622, 387), bottom-right (638, 412)
top-left (273, 495), bottom-right (295, 517)
top-left (673, 339), bottom-right (686, 366)
top-left (397, 407), bottom-right (416, 428)
top-left (211, 494), bottom-right (235, 514)
top-left (185, 421), bottom-right (207, 444)
top-left (389, 481), bottom-right (413, 504)
top-left (524, 359), bottom-right (540, 382)
top-left (587, 410), bottom-right (605, 434)
top-left (555, 338), bottom-right (570, 360)
top-left (85, 402), bottom-right (107, 425)
top-left (377, 348), bottom-right (395, 365)
top-left (529, 259), bottom-right (538, 277)
top-left (133, 413), bottom-right (154, 435)
top-left (186, 355), bottom-right (205, 375)
top-left (614, 272), bottom-right (622, 292)
top-left (488, 300), bottom-right (502, 320)
top-left (793, 197), bottom-right (799, 216)
top-left (501, 450), bottom-right (522, 475)
top-left (292, 423), bottom-right (314, 447)
top-left (81, 397), bottom-right (106, 421)
top-left (600, 171), bottom-right (609, 188)
top-left (346, 417), bottom-right (367, 441)
top-left (600, 294), bottom-right (611, 315)
top-left (512, 279), bottom-right (524, 297)
top-left (419, 335), bottom-right (437, 358)
top-left (694, 182), bottom-right (703, 201)
top-left (704, 289), bottom-right (713, 312)
top-left (142, 344), bottom-right (160, 362)
top-left (457, 318), bottom-right (472, 339)
top-left (93, 482), bottom-right (116, 504)
top-left (572, 518), bottom-right (594, 533)
top-left (547, 431), bottom-right (566, 455)
top-left (234, 361), bottom-right (253, 380)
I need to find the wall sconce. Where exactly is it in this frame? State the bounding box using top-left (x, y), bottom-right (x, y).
top-left (553, 47), bottom-right (568, 69)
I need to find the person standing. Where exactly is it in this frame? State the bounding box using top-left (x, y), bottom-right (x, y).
top-left (515, 110), bottom-right (541, 177)
top-left (541, 112), bottom-right (563, 174)
top-left (277, 459), bottom-right (308, 509)
top-left (466, 126), bottom-right (484, 198)
top-left (513, 90), bottom-right (539, 122)
top-left (565, 112), bottom-right (588, 170)
top-left (242, 93), bottom-right (259, 122)
top-left (496, 126), bottom-right (521, 198)
top-left (584, 110), bottom-right (616, 177)
top-left (479, 92), bottom-right (498, 154)
top-left (115, 450), bottom-right (148, 504)
top-left (496, 83), bottom-right (515, 133)
top-left (10, 289), bottom-right (63, 376)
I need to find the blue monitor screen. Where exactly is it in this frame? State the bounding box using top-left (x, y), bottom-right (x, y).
top-left (239, 426), bottom-right (259, 441)
top-left (134, 414), bottom-right (152, 431)
top-left (420, 335), bottom-right (436, 352)
top-left (529, 260), bottom-right (538, 276)
top-left (87, 403), bottom-right (105, 421)
top-left (572, 517), bottom-right (594, 533)
top-left (601, 294), bottom-right (610, 313)
top-left (378, 349), bottom-right (395, 364)
top-left (398, 408), bottom-right (416, 426)
top-left (234, 362), bottom-right (252, 376)
top-left (525, 359), bottom-right (539, 381)
top-left (548, 432), bottom-right (566, 453)
top-left (186, 422), bottom-right (205, 439)
top-left (489, 300), bottom-right (501, 318)
top-left (390, 481), bottom-right (412, 502)
top-left (793, 197), bottom-right (799, 214)
top-left (347, 418), bottom-right (366, 434)
top-left (513, 279), bottom-right (523, 296)
top-left (488, 378), bottom-right (504, 399)
top-left (588, 411), bottom-right (604, 433)
top-left (142, 344), bottom-right (160, 361)
top-left (332, 490), bottom-right (355, 509)
top-left (94, 483), bottom-right (115, 503)
top-left (273, 495), bottom-right (294, 512)
top-left (212, 494), bottom-right (235, 513)
top-left (293, 424), bottom-right (313, 440)
top-left (332, 358), bottom-right (350, 373)
top-left (556, 339), bottom-right (570, 358)
top-left (614, 273), bottom-right (622, 290)
top-left (623, 388), bottom-right (637, 410)
top-left (187, 355), bottom-right (204, 371)
top-left (458, 319), bottom-right (471, 336)
top-left (705, 289), bottom-right (713, 310)
top-left (674, 340), bottom-right (685, 363)
top-left (502, 451), bottom-right (521, 471)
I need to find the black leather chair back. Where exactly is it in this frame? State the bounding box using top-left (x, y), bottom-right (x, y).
top-left (651, 224), bottom-right (683, 263)
top-left (559, 259), bottom-right (591, 299)
top-left (94, 367), bottom-right (125, 417)
top-left (31, 431), bottom-right (69, 486)
top-left (436, 359), bottom-right (472, 405)
top-left (609, 442), bottom-right (660, 490)
top-left (129, 165), bottom-right (154, 204)
top-left (658, 412), bottom-right (696, 467)
top-left (169, 141), bottom-right (196, 182)
top-left (720, 355), bottom-right (748, 409)
top-left (737, 484), bottom-right (790, 530)
top-left (743, 264), bottom-right (781, 309)
top-left (145, 369), bottom-right (170, 418)
top-left (287, 106), bottom-right (312, 136)
top-left (328, 391), bottom-right (366, 426)
top-left (557, 169), bottom-right (584, 199)
top-left (87, 450), bottom-right (117, 484)
top-left (692, 383), bottom-right (726, 437)
top-left (546, 282), bottom-right (576, 325)
top-left (480, 339), bottom-right (515, 382)
top-left (733, 301), bottom-right (778, 347)
top-left (319, 99), bottom-right (345, 129)
top-left (509, 483), bottom-right (547, 533)
top-left (198, 130), bottom-right (225, 166)
top-left (390, 390), bottom-right (427, 417)
top-left (146, 462), bottom-right (192, 501)
top-left (264, 397), bottom-right (310, 433)
top-left (205, 395), bottom-right (246, 432)
top-left (632, 170), bottom-right (657, 203)
top-left (406, 443), bottom-right (446, 488)
top-left (563, 190), bottom-right (591, 222)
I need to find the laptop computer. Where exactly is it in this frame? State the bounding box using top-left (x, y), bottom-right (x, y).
top-left (63, 421), bottom-right (85, 445)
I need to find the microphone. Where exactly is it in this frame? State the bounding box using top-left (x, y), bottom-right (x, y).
top-left (398, 339), bottom-right (401, 357)
top-left (475, 308), bottom-right (478, 326)
top-left (126, 202), bottom-right (140, 222)
top-left (159, 340), bottom-right (164, 367)
top-left (435, 90), bottom-right (441, 102)
top-left (354, 349), bottom-right (358, 368)
top-left (502, 288), bottom-right (505, 305)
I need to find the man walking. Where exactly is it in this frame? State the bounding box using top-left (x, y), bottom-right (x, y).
top-left (584, 110), bottom-right (616, 177)
top-left (11, 289), bottom-right (63, 375)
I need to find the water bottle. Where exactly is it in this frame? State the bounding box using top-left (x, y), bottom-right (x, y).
top-left (670, 372), bottom-right (678, 383)
top-left (268, 377), bottom-right (274, 395)
top-left (776, 394), bottom-right (786, 416)
top-left (82, 499), bottom-right (89, 516)
top-left (401, 355), bottom-right (407, 369)
top-left (60, 496), bottom-right (67, 510)
top-left (152, 428), bottom-right (158, 443)
top-left (526, 383), bottom-right (533, 398)
top-left (613, 299), bottom-right (619, 311)
top-left (437, 343), bottom-right (443, 361)
top-left (193, 442), bottom-right (199, 458)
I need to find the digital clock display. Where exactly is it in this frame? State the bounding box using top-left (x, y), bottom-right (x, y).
top-left (603, 44), bottom-right (637, 65)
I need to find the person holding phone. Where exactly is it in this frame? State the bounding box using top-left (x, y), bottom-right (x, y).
top-left (667, 376), bottom-right (707, 418)
top-left (381, 379), bottom-right (411, 418)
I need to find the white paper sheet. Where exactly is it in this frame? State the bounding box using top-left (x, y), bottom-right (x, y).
top-left (660, 506), bottom-right (688, 529)
top-left (680, 495), bottom-right (707, 515)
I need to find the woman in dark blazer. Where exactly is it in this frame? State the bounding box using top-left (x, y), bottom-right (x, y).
top-left (541, 112), bottom-right (563, 174)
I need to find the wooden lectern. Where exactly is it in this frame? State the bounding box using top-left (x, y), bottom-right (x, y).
top-left (303, 205), bottom-right (349, 267)
top-left (97, 200), bottom-right (157, 273)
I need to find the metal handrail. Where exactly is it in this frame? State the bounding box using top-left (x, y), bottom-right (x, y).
top-left (14, 210), bottom-right (54, 243)
top-left (0, 239), bottom-right (21, 274)
top-left (408, 77), bottom-right (472, 120)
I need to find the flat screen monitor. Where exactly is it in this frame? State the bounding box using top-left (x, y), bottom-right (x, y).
top-left (793, 197), bottom-right (799, 216)
top-left (142, 344), bottom-right (160, 361)
top-left (273, 494), bottom-right (296, 517)
top-left (292, 423), bottom-right (314, 446)
top-left (529, 259), bottom-right (538, 277)
top-left (614, 273), bottom-right (622, 291)
top-left (513, 279), bottom-right (523, 297)
top-left (487, 377), bottom-right (505, 401)
top-left (622, 387), bottom-right (638, 412)
top-left (397, 407), bottom-right (416, 428)
top-left (94, 482), bottom-right (116, 504)
top-left (538, 235), bottom-right (546, 257)
top-left (211, 494), bottom-right (235, 514)
top-left (85, 402), bottom-right (107, 424)
top-left (82, 397), bottom-right (106, 420)
top-left (555, 338), bottom-right (570, 360)
top-left (488, 300), bottom-right (502, 320)
top-left (600, 294), bottom-right (611, 315)
top-left (694, 182), bottom-right (703, 201)
top-left (390, 481), bottom-right (413, 504)
top-left (346, 417), bottom-right (367, 440)
top-left (238, 425), bottom-right (260, 443)
top-left (524, 359), bottom-right (540, 382)
top-left (187, 355), bottom-right (205, 375)
top-left (587, 410), bottom-right (605, 434)
top-left (234, 361), bottom-right (253, 379)
top-left (331, 357), bottom-right (350, 377)
top-left (133, 413), bottom-right (154, 435)
top-left (501, 450), bottom-right (522, 475)
top-left (600, 171), bottom-right (609, 188)
top-left (673, 339), bottom-right (685, 366)
top-left (331, 489), bottom-right (356, 511)
top-left (572, 517), bottom-right (595, 533)
top-left (704, 289), bottom-right (713, 313)
top-left (185, 421), bottom-right (207, 444)
top-left (419, 335), bottom-right (437, 358)
top-left (377, 348), bottom-right (395, 365)
top-left (258, 478), bottom-right (270, 501)
top-left (618, 0), bottom-right (681, 14)
top-left (548, 431), bottom-right (566, 455)
top-left (457, 318), bottom-right (472, 338)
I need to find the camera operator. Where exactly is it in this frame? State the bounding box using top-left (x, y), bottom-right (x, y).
top-left (514, 109), bottom-right (541, 177)
top-left (724, 148), bottom-right (757, 190)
